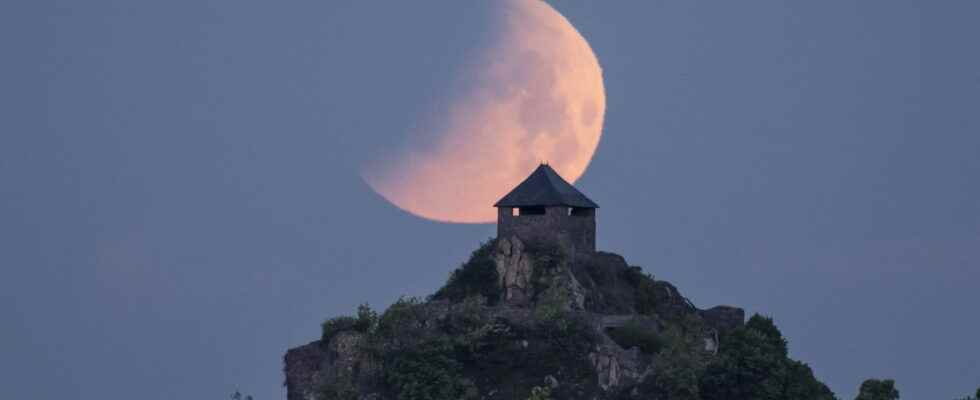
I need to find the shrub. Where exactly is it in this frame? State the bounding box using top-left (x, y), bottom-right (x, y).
top-left (700, 314), bottom-right (834, 400)
top-left (606, 322), bottom-right (664, 354)
top-left (433, 239), bottom-right (501, 305)
top-left (365, 296), bottom-right (432, 359)
top-left (528, 243), bottom-right (565, 278)
top-left (625, 267), bottom-right (659, 316)
top-left (533, 288), bottom-right (597, 353)
top-left (354, 303), bottom-right (377, 333)
top-left (320, 303), bottom-right (378, 343)
top-left (321, 316), bottom-right (357, 342)
top-left (441, 296), bottom-right (497, 354)
top-left (383, 338), bottom-right (475, 400)
top-left (782, 360), bottom-right (836, 400)
top-left (642, 335), bottom-right (705, 400)
top-left (854, 379), bottom-right (899, 400)
top-left (316, 377), bottom-right (357, 400)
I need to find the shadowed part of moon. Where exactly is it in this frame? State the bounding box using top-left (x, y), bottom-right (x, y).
top-left (363, 0), bottom-right (606, 223)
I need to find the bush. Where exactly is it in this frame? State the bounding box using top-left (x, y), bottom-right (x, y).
top-left (354, 303), bottom-right (377, 333)
top-left (383, 338), bottom-right (476, 400)
top-left (527, 243), bottom-right (566, 295)
top-left (638, 327), bottom-right (705, 400)
top-left (606, 322), bottom-right (664, 354)
top-left (854, 379), bottom-right (899, 400)
top-left (317, 378), bottom-right (357, 400)
top-left (320, 303), bottom-right (378, 342)
top-left (533, 288), bottom-right (597, 353)
top-left (432, 239), bottom-right (501, 305)
top-left (321, 316), bottom-right (357, 342)
top-left (625, 267), bottom-right (659, 316)
top-left (700, 314), bottom-right (834, 400)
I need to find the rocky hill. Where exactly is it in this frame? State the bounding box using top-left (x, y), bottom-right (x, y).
top-left (284, 237), bottom-right (835, 400)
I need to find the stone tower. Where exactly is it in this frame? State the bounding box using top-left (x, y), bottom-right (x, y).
top-left (494, 164), bottom-right (599, 253)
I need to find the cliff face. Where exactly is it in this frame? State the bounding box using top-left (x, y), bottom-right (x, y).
top-left (284, 237), bottom-right (745, 400)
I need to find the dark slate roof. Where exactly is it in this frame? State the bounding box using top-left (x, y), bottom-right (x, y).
top-left (494, 164), bottom-right (599, 208)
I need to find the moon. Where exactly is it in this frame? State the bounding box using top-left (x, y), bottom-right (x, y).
top-left (363, 0), bottom-right (605, 223)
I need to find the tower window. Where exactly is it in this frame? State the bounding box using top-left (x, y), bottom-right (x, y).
top-left (517, 206), bottom-right (546, 216)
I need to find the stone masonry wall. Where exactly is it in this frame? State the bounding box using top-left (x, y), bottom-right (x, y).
top-left (497, 206), bottom-right (596, 253)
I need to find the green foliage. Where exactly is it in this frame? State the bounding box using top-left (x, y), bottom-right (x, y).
top-left (433, 239), bottom-right (501, 305)
top-left (383, 338), bottom-right (475, 400)
top-left (639, 327), bottom-right (705, 400)
top-left (441, 296), bottom-right (507, 357)
top-left (316, 297), bottom-right (484, 399)
top-left (700, 314), bottom-right (835, 400)
top-left (321, 303), bottom-right (378, 342)
top-left (354, 303), bottom-right (378, 333)
top-left (372, 296), bottom-right (428, 350)
top-left (528, 243), bottom-right (566, 294)
top-left (533, 287), bottom-right (597, 352)
top-left (700, 315), bottom-right (787, 400)
top-left (745, 315), bottom-right (788, 357)
top-left (527, 385), bottom-right (553, 400)
top-left (854, 379), bottom-right (899, 400)
top-left (781, 360), bottom-right (836, 400)
top-left (533, 287), bottom-right (569, 330)
top-left (624, 266), bottom-right (659, 316)
top-left (316, 377), bottom-right (358, 400)
top-left (606, 321), bottom-right (665, 354)
top-left (321, 316), bottom-right (357, 342)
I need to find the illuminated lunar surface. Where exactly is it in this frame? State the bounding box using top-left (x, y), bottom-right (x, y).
top-left (363, 0), bottom-right (605, 223)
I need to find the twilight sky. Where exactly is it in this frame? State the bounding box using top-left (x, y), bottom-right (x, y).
top-left (3, 1), bottom-right (979, 399)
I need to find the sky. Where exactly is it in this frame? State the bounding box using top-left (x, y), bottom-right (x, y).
top-left (2, 1), bottom-right (978, 399)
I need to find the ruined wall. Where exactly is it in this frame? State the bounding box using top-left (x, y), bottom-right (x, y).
top-left (497, 206), bottom-right (596, 253)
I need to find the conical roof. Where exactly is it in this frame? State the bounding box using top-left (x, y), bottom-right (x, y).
top-left (494, 164), bottom-right (599, 209)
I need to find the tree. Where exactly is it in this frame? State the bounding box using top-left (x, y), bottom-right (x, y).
top-left (700, 315), bottom-right (789, 400)
top-left (781, 360), bottom-right (835, 400)
top-left (636, 326), bottom-right (705, 400)
top-left (700, 315), bottom-right (834, 400)
top-left (853, 379), bottom-right (898, 400)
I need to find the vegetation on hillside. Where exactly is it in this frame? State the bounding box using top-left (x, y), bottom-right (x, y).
top-left (298, 241), bottom-right (976, 400)
top-left (431, 239), bottom-right (501, 305)
top-left (854, 379), bottom-right (899, 400)
top-left (698, 315), bottom-right (835, 400)
top-left (316, 294), bottom-right (598, 400)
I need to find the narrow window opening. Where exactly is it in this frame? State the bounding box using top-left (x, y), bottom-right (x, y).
top-left (518, 206), bottom-right (546, 216)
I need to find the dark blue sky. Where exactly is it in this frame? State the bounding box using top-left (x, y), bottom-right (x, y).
top-left (3, 1), bottom-right (978, 399)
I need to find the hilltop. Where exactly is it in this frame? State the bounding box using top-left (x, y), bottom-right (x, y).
top-left (283, 237), bottom-right (835, 400)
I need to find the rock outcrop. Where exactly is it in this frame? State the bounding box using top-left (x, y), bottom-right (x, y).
top-left (284, 237), bottom-right (746, 400)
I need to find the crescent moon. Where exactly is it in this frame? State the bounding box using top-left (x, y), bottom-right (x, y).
top-left (363, 0), bottom-right (605, 223)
